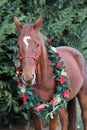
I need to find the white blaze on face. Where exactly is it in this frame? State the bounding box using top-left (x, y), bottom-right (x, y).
top-left (23, 36), bottom-right (31, 49)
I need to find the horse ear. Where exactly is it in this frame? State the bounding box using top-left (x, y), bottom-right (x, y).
top-left (34, 17), bottom-right (42, 31)
top-left (14, 16), bottom-right (23, 33)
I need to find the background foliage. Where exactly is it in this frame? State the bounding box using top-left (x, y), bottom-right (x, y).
top-left (0, 0), bottom-right (87, 128)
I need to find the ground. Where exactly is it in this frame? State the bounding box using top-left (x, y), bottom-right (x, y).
top-left (0, 100), bottom-right (83, 130)
top-left (0, 116), bottom-right (61, 130)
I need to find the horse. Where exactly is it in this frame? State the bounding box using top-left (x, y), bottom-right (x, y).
top-left (14, 16), bottom-right (87, 130)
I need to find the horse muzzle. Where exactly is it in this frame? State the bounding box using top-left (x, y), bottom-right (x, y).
top-left (21, 73), bottom-right (36, 86)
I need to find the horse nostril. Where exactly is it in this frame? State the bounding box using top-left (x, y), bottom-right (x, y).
top-left (32, 73), bottom-right (34, 79)
top-left (32, 73), bottom-right (36, 79)
top-left (21, 74), bottom-right (28, 86)
top-left (31, 73), bottom-right (36, 85)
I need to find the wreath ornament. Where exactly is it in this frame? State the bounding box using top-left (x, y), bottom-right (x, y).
top-left (15, 38), bottom-right (71, 119)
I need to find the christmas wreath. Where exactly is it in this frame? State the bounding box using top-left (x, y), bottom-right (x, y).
top-left (15, 38), bottom-right (71, 119)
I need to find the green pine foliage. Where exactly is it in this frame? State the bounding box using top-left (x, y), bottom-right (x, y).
top-left (0, 0), bottom-right (87, 127)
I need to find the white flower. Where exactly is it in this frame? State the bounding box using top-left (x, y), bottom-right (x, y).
top-left (51, 47), bottom-right (57, 52)
top-left (61, 69), bottom-right (67, 76)
top-left (56, 95), bottom-right (61, 104)
top-left (52, 95), bottom-right (61, 106)
top-left (20, 86), bottom-right (26, 93)
top-left (77, 125), bottom-right (80, 129)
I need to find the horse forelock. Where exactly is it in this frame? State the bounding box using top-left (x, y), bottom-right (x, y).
top-left (17, 24), bottom-right (32, 46)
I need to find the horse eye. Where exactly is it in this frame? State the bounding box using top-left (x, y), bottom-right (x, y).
top-left (37, 44), bottom-right (39, 48)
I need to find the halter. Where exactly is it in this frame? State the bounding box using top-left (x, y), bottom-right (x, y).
top-left (18, 43), bottom-right (42, 74)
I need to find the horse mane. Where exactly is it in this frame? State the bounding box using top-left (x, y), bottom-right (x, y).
top-left (38, 33), bottom-right (48, 76)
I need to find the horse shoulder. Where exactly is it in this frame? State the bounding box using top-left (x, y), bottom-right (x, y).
top-left (56, 46), bottom-right (86, 98)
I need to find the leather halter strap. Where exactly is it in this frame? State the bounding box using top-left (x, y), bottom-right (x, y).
top-left (18, 44), bottom-right (41, 74)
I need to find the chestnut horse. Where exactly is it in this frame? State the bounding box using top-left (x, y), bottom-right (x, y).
top-left (14, 17), bottom-right (87, 130)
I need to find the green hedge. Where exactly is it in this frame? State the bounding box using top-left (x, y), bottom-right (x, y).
top-left (0, 0), bottom-right (87, 127)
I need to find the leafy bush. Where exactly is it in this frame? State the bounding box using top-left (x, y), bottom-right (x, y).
top-left (0, 0), bottom-right (87, 127)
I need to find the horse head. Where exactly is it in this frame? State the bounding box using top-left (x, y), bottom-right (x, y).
top-left (14, 17), bottom-right (43, 86)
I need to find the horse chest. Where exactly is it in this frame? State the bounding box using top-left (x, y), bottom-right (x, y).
top-left (33, 78), bottom-right (56, 101)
